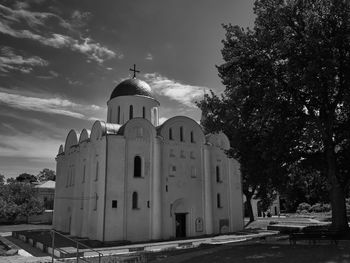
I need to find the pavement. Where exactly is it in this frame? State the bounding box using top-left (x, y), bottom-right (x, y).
top-left (0, 224), bottom-right (278, 263)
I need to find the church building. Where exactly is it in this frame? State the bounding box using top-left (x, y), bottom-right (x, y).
top-left (53, 72), bottom-right (243, 242)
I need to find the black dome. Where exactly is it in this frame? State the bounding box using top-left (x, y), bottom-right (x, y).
top-left (110, 78), bottom-right (155, 100)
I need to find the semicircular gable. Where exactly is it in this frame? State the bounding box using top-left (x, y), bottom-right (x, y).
top-left (91, 120), bottom-right (106, 141)
top-left (65, 129), bottom-right (78, 150)
top-left (79, 129), bottom-right (91, 143)
top-left (58, 144), bottom-right (64, 155)
top-left (206, 132), bottom-right (230, 150)
top-left (157, 116), bottom-right (205, 144)
top-left (118, 117), bottom-right (156, 139)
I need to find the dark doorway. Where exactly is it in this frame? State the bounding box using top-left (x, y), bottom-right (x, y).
top-left (175, 213), bottom-right (186, 238)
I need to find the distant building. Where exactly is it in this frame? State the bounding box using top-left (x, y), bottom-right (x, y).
top-left (53, 77), bottom-right (243, 242)
top-left (243, 194), bottom-right (281, 218)
top-left (35, 180), bottom-right (55, 210)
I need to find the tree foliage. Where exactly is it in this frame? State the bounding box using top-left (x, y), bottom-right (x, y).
top-left (37, 168), bottom-right (56, 182)
top-left (0, 181), bottom-right (44, 223)
top-left (199, 0), bottom-right (350, 230)
top-left (16, 173), bottom-right (37, 183)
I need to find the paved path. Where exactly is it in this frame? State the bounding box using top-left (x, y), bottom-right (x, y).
top-left (0, 227), bottom-right (278, 263)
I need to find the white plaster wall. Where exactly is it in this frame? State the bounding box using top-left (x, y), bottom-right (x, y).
top-left (158, 117), bottom-right (206, 239)
top-left (104, 135), bottom-right (126, 241)
top-left (123, 125), bottom-right (153, 241)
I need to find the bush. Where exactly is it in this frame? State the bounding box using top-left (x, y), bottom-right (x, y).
top-left (296, 202), bottom-right (311, 213)
top-left (310, 203), bottom-right (331, 213)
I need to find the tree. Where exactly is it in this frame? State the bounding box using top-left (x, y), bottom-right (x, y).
top-left (0, 174), bottom-right (4, 185)
top-left (200, 0), bottom-right (350, 231)
top-left (16, 173), bottom-right (37, 183)
top-left (0, 181), bottom-right (44, 223)
top-left (37, 168), bottom-right (56, 182)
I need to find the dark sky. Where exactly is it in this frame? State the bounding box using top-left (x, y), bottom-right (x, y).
top-left (0, 0), bottom-right (255, 178)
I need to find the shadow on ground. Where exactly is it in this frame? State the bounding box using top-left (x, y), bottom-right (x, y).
top-left (148, 240), bottom-right (350, 263)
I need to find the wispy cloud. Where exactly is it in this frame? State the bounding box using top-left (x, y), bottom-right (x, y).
top-left (0, 4), bottom-right (121, 63)
top-left (0, 90), bottom-right (101, 119)
top-left (0, 125), bottom-right (62, 159)
top-left (37, 70), bottom-right (59, 79)
top-left (143, 73), bottom-right (208, 107)
top-left (0, 46), bottom-right (48, 73)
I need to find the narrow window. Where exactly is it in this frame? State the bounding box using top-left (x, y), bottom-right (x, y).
top-left (147, 201), bottom-right (150, 208)
top-left (132, 192), bottom-right (138, 209)
top-left (82, 165), bottom-right (86, 183)
top-left (129, 105), bottom-right (133, 119)
top-left (180, 126), bottom-right (184, 142)
top-left (142, 107), bottom-right (146, 118)
top-left (190, 131), bottom-right (194, 143)
top-left (117, 106), bottom-right (120, 123)
top-left (169, 165), bottom-right (176, 177)
top-left (169, 128), bottom-right (173, 140)
top-left (95, 161), bottom-right (99, 181)
top-left (72, 169), bottom-right (75, 186)
top-left (112, 200), bottom-right (118, 208)
top-left (134, 156), bottom-right (142, 177)
top-left (166, 185), bottom-right (168, 192)
top-left (216, 166), bottom-right (221, 183)
top-left (191, 166), bottom-right (196, 178)
top-left (80, 192), bottom-right (84, 209)
top-left (94, 193), bottom-right (98, 210)
top-left (217, 193), bottom-right (222, 208)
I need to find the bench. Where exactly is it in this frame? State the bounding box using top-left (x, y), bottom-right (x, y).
top-left (289, 229), bottom-right (345, 245)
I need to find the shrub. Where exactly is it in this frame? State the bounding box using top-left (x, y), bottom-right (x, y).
top-left (310, 203), bottom-right (331, 213)
top-left (297, 202), bottom-right (311, 213)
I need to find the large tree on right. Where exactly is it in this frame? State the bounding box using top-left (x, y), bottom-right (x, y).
top-left (217, 0), bottom-right (350, 231)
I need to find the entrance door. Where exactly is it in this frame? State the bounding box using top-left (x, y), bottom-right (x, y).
top-left (175, 213), bottom-right (186, 238)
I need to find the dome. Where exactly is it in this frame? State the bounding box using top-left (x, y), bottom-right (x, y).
top-left (110, 78), bottom-right (155, 100)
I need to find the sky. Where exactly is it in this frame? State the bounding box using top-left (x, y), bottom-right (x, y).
top-left (0, 0), bottom-right (255, 178)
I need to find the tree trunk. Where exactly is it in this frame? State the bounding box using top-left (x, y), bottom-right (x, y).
top-left (245, 193), bottom-right (255, 223)
top-left (325, 139), bottom-right (349, 232)
top-left (330, 176), bottom-right (348, 232)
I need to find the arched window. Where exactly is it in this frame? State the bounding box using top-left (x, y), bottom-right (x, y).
top-left (217, 193), bottom-right (222, 208)
top-left (129, 105), bottom-right (133, 119)
top-left (216, 166), bottom-right (221, 183)
top-left (134, 156), bottom-right (142, 177)
top-left (142, 107), bottom-right (146, 118)
top-left (180, 126), bottom-right (184, 142)
top-left (82, 164), bottom-right (86, 183)
top-left (169, 128), bottom-right (173, 140)
top-left (132, 192), bottom-right (138, 209)
top-left (117, 106), bottom-right (120, 123)
top-left (95, 161), bottom-right (99, 181)
top-left (190, 131), bottom-right (194, 143)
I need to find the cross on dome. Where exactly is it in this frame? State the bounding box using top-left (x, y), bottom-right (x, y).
top-left (129, 64), bottom-right (140, 78)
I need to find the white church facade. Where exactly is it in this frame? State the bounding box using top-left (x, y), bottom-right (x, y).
top-left (53, 76), bottom-right (243, 242)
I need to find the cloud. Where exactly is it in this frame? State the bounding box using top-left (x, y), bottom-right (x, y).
top-left (143, 73), bottom-right (208, 107)
top-left (0, 126), bottom-right (62, 159)
top-left (0, 46), bottom-right (48, 73)
top-left (37, 70), bottom-right (59, 79)
top-left (0, 3), bottom-right (70, 29)
top-left (0, 4), bottom-right (120, 63)
top-left (0, 90), bottom-right (101, 119)
top-left (145, 53), bottom-right (153, 60)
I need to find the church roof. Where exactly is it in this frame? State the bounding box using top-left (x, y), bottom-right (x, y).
top-left (110, 78), bottom-right (156, 100)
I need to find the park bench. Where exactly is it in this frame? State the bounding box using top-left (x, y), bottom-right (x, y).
top-left (289, 227), bottom-right (345, 245)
